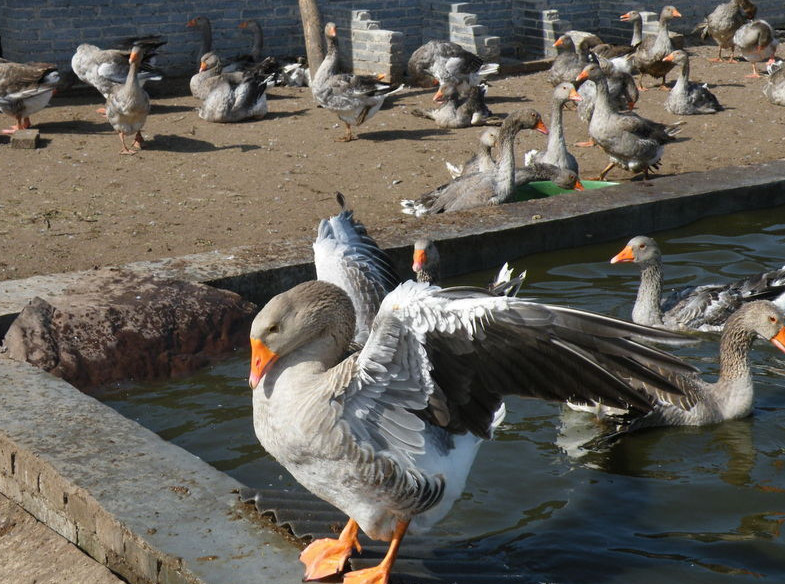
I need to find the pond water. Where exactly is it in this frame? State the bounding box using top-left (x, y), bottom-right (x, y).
top-left (99, 206), bottom-right (785, 583)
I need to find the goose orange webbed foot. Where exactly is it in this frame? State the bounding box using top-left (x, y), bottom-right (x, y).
top-left (300, 519), bottom-right (362, 581)
top-left (343, 564), bottom-right (393, 584)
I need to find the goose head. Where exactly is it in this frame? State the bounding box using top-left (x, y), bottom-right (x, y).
top-left (412, 239), bottom-right (440, 284)
top-left (610, 235), bottom-right (661, 265)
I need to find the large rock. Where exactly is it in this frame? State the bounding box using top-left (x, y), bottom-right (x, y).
top-left (2, 269), bottom-right (258, 389)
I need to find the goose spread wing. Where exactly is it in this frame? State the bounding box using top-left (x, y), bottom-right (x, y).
top-left (334, 281), bottom-right (697, 464)
top-left (314, 194), bottom-right (401, 344)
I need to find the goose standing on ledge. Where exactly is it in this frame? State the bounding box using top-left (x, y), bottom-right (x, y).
top-left (662, 50), bottom-right (723, 114)
top-left (400, 109), bottom-right (548, 215)
top-left (632, 5), bottom-right (682, 90)
top-left (105, 45), bottom-right (150, 154)
top-left (0, 60), bottom-right (60, 133)
top-left (249, 276), bottom-right (696, 584)
top-left (610, 235), bottom-right (785, 331)
top-left (311, 22), bottom-right (403, 142)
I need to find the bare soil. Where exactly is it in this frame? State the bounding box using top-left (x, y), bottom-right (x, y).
top-left (1, 44), bottom-right (784, 282)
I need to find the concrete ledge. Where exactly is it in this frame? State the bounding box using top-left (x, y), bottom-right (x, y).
top-left (0, 356), bottom-right (302, 584)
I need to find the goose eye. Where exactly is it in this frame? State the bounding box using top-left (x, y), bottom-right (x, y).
top-left (268, 324), bottom-right (279, 334)
top-left (769, 316), bottom-right (777, 324)
top-left (638, 243), bottom-right (646, 249)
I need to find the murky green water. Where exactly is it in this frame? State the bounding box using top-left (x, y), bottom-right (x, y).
top-left (100, 207), bottom-right (785, 583)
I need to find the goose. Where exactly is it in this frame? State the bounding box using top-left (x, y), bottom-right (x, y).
top-left (249, 277), bottom-right (695, 584)
top-left (71, 37), bottom-right (165, 103)
top-left (198, 64), bottom-right (274, 123)
top-left (572, 300), bottom-right (785, 431)
top-left (190, 51), bottom-right (222, 100)
top-left (313, 193), bottom-right (401, 345)
top-left (632, 5), bottom-right (682, 90)
top-left (547, 34), bottom-right (588, 87)
top-left (407, 40), bottom-right (499, 100)
top-left (445, 127), bottom-right (498, 178)
top-left (410, 84), bottom-right (492, 128)
top-left (610, 235), bottom-right (785, 331)
top-left (186, 16), bottom-right (213, 66)
top-left (693, 0), bottom-right (757, 62)
top-left (763, 59), bottom-right (785, 106)
top-left (591, 11), bottom-right (644, 75)
top-left (732, 19), bottom-right (779, 78)
top-left (575, 62), bottom-right (682, 180)
top-left (524, 82), bottom-right (582, 174)
top-left (311, 22), bottom-right (404, 142)
top-left (105, 45), bottom-right (150, 154)
top-left (620, 301), bottom-right (785, 431)
top-left (662, 50), bottom-right (723, 114)
top-left (515, 162), bottom-right (584, 192)
top-left (400, 109), bottom-right (548, 216)
top-left (0, 60), bottom-right (59, 133)
top-left (411, 238), bottom-right (525, 296)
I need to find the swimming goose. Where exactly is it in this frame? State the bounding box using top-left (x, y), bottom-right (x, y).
top-left (611, 235), bottom-right (785, 331)
top-left (732, 19), bottom-right (779, 78)
top-left (411, 84), bottom-right (492, 128)
top-left (105, 45), bottom-right (150, 154)
top-left (763, 59), bottom-right (785, 106)
top-left (249, 278), bottom-right (695, 584)
top-left (547, 34), bottom-right (588, 87)
top-left (0, 60), bottom-right (59, 133)
top-left (407, 40), bottom-right (499, 100)
top-left (576, 62), bottom-right (682, 180)
top-left (400, 108), bottom-right (548, 215)
top-left (525, 82), bottom-right (582, 174)
top-left (632, 5), bottom-right (682, 90)
top-left (313, 193), bottom-right (401, 345)
top-left (71, 37), bottom-right (165, 102)
top-left (411, 238), bottom-right (525, 296)
top-left (693, 0), bottom-right (757, 62)
top-left (620, 300), bottom-right (785, 431)
top-left (662, 50), bottom-right (723, 114)
top-left (312, 22), bottom-right (404, 142)
top-left (445, 127), bottom-right (498, 178)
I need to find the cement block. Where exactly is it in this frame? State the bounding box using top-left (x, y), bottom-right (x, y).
top-left (10, 129), bottom-right (39, 150)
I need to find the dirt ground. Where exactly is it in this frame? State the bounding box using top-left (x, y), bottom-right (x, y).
top-left (1, 43), bottom-right (784, 283)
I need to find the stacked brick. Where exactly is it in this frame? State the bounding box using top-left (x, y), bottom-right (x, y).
top-left (350, 11), bottom-right (405, 83)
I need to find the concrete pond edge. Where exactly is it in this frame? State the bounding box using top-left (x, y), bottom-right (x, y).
top-left (1, 160), bottom-right (785, 583)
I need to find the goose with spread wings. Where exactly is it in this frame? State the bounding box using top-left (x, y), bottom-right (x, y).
top-left (249, 276), bottom-right (697, 584)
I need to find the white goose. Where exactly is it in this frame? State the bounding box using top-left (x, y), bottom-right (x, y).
top-left (611, 235), bottom-right (785, 331)
top-left (249, 278), bottom-right (695, 584)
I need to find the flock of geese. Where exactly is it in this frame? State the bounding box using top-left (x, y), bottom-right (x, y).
top-left (248, 191), bottom-right (785, 584)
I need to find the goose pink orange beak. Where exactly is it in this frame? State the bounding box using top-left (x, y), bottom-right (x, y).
top-left (249, 338), bottom-right (279, 389)
top-left (771, 327), bottom-right (785, 354)
top-left (412, 248), bottom-right (426, 272)
top-left (610, 245), bottom-right (635, 264)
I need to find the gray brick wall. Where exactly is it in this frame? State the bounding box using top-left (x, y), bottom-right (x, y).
top-left (0, 0), bottom-right (782, 76)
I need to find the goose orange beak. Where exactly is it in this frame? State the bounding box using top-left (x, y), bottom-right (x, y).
top-left (672, 8), bottom-right (682, 17)
top-left (186, 18), bottom-right (198, 27)
top-left (620, 12), bottom-right (633, 21)
top-left (573, 180), bottom-right (585, 191)
top-left (610, 245), bottom-right (635, 264)
top-left (576, 69), bottom-right (589, 83)
top-left (412, 249), bottom-right (426, 272)
top-left (554, 37), bottom-right (564, 48)
top-left (433, 88), bottom-right (445, 102)
top-left (199, 60), bottom-right (208, 72)
top-left (771, 327), bottom-right (785, 354)
top-left (249, 338), bottom-right (279, 389)
top-left (568, 88), bottom-right (582, 102)
top-left (663, 52), bottom-right (675, 62)
top-left (534, 119), bottom-right (549, 135)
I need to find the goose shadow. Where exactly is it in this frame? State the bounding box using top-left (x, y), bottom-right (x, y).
top-left (359, 127), bottom-right (452, 141)
top-left (37, 119), bottom-right (108, 135)
top-left (151, 103), bottom-right (197, 114)
top-left (266, 108), bottom-right (310, 120)
top-left (143, 134), bottom-right (261, 153)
